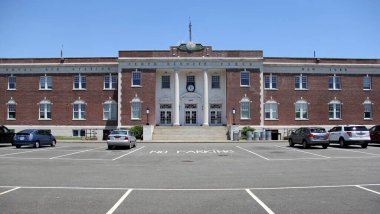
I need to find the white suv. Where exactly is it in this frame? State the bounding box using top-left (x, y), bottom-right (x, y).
top-left (328, 125), bottom-right (370, 148)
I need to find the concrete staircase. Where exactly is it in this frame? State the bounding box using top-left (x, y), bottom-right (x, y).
top-left (152, 126), bottom-right (228, 141)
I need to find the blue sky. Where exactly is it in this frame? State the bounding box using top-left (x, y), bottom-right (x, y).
top-left (0, 0), bottom-right (379, 58)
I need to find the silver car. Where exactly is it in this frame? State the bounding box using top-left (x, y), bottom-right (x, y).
top-left (107, 130), bottom-right (136, 150)
top-left (328, 125), bottom-right (370, 148)
top-left (289, 127), bottom-right (330, 149)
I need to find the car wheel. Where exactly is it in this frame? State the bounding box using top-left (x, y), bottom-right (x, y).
top-left (16, 145), bottom-right (21, 148)
top-left (108, 145), bottom-right (113, 150)
top-left (339, 138), bottom-right (346, 148)
top-left (322, 144), bottom-right (328, 149)
top-left (51, 140), bottom-right (56, 147)
top-left (34, 141), bottom-right (40, 148)
top-left (303, 141), bottom-right (310, 149)
top-left (289, 139), bottom-right (294, 147)
top-left (361, 143), bottom-right (368, 148)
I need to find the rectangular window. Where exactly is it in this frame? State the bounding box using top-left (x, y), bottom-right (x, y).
top-left (264, 75), bottom-right (277, 89)
top-left (73, 104), bottom-right (86, 119)
top-left (7, 104), bottom-right (16, 120)
top-left (211, 75), bottom-right (220, 89)
top-left (329, 75), bottom-right (341, 90)
top-left (40, 76), bottom-right (52, 90)
top-left (132, 70), bottom-right (141, 86)
top-left (39, 103), bottom-right (52, 119)
top-left (131, 102), bottom-right (141, 119)
top-left (295, 75), bottom-right (307, 89)
top-left (104, 74), bottom-right (117, 89)
top-left (364, 104), bottom-right (372, 119)
top-left (240, 71), bottom-right (250, 86)
top-left (295, 102), bottom-right (308, 119)
top-left (187, 75), bottom-right (195, 85)
top-left (103, 103), bottom-right (117, 120)
top-left (265, 103), bottom-right (278, 119)
top-left (74, 74), bottom-right (86, 89)
top-left (72, 129), bottom-right (85, 137)
top-left (240, 102), bottom-right (250, 119)
top-left (161, 75), bottom-right (170, 89)
top-left (8, 76), bottom-right (16, 90)
top-left (329, 103), bottom-right (341, 119)
top-left (363, 76), bottom-right (371, 90)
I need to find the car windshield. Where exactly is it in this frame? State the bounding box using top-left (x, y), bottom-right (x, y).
top-left (110, 130), bottom-right (129, 135)
top-left (310, 128), bottom-right (326, 133)
top-left (17, 129), bottom-right (35, 134)
top-left (345, 126), bottom-right (368, 131)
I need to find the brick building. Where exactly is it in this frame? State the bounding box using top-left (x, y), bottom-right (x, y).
top-left (1, 43), bottom-right (379, 140)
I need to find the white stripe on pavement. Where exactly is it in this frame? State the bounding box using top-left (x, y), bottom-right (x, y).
top-left (274, 145), bottom-right (330, 158)
top-left (106, 189), bottom-right (133, 214)
top-left (0, 187), bottom-right (20, 196)
top-left (112, 146), bottom-right (146, 161)
top-left (49, 147), bottom-right (103, 159)
top-left (246, 189), bottom-right (275, 214)
top-left (236, 146), bottom-right (270, 160)
top-left (355, 185), bottom-right (380, 195)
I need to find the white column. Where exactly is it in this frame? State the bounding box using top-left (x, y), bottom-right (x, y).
top-left (203, 69), bottom-right (209, 126)
top-left (117, 68), bottom-right (122, 128)
top-left (174, 69), bottom-right (180, 126)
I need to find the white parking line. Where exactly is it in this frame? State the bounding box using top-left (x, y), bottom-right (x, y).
top-left (329, 147), bottom-right (380, 156)
top-left (0, 187), bottom-right (20, 196)
top-left (236, 146), bottom-right (270, 160)
top-left (246, 189), bottom-right (275, 214)
top-left (106, 189), bottom-right (133, 214)
top-left (355, 185), bottom-right (380, 195)
top-left (49, 147), bottom-right (103, 159)
top-left (112, 146), bottom-right (146, 161)
top-left (0, 147), bottom-right (53, 157)
top-left (274, 145), bottom-right (330, 159)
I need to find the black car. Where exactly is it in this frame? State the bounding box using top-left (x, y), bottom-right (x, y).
top-left (369, 125), bottom-right (380, 143)
top-left (0, 125), bottom-right (15, 144)
top-left (289, 127), bottom-right (330, 149)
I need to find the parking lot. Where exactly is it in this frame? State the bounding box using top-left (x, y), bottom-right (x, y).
top-left (1, 142), bottom-right (380, 214)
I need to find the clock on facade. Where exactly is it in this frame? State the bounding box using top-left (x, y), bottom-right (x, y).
top-left (186, 83), bottom-right (195, 92)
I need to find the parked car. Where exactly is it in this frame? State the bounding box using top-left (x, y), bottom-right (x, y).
top-left (288, 127), bottom-right (330, 149)
top-left (107, 129), bottom-right (136, 149)
top-left (13, 129), bottom-right (56, 148)
top-left (369, 125), bottom-right (380, 143)
top-left (328, 125), bottom-right (370, 148)
top-left (0, 125), bottom-right (15, 145)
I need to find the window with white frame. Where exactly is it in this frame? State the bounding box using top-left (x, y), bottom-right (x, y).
top-left (161, 75), bottom-right (170, 89)
top-left (295, 100), bottom-right (308, 120)
top-left (264, 74), bottom-right (277, 89)
top-left (103, 99), bottom-right (117, 120)
top-left (40, 75), bottom-right (52, 90)
top-left (39, 99), bottom-right (52, 119)
top-left (240, 95), bottom-right (251, 119)
top-left (295, 74), bottom-right (307, 89)
top-left (363, 99), bottom-right (372, 119)
top-left (240, 70), bottom-right (250, 86)
top-left (104, 74), bottom-right (117, 89)
top-left (363, 75), bottom-right (371, 90)
top-left (131, 96), bottom-right (141, 119)
top-left (328, 75), bottom-right (341, 90)
top-left (73, 100), bottom-right (86, 119)
top-left (8, 75), bottom-right (16, 90)
top-left (212, 75), bottom-right (220, 89)
top-left (73, 74), bottom-right (86, 89)
top-left (329, 99), bottom-right (342, 119)
top-left (132, 70), bottom-right (141, 86)
top-left (7, 99), bottom-right (16, 120)
top-left (265, 100), bottom-right (278, 120)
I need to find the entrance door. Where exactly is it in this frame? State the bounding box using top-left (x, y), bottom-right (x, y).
top-left (210, 104), bottom-right (222, 125)
top-left (160, 111), bottom-right (172, 125)
top-left (184, 104), bottom-right (197, 125)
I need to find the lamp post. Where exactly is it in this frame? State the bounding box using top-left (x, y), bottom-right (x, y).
top-left (146, 108), bottom-right (150, 125)
top-left (232, 108), bottom-right (236, 125)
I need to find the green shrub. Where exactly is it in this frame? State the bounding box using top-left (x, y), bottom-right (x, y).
top-left (241, 126), bottom-right (255, 136)
top-left (130, 125), bottom-right (143, 139)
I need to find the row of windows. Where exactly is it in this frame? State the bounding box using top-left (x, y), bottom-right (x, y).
top-left (6, 99), bottom-right (117, 121)
top-left (5, 74), bottom-right (118, 90)
top-left (264, 74), bottom-right (373, 90)
top-left (238, 98), bottom-right (374, 120)
top-left (156, 74), bottom-right (221, 89)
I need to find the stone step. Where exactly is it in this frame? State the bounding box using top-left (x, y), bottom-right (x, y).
top-left (152, 126), bottom-right (228, 141)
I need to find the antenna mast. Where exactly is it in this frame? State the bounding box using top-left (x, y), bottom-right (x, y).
top-left (189, 17), bottom-right (192, 42)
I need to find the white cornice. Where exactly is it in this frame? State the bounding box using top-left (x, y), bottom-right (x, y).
top-left (0, 63), bottom-right (118, 74)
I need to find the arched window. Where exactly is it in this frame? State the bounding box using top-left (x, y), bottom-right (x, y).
top-left (103, 99), bottom-right (117, 120)
top-left (329, 99), bottom-right (342, 119)
top-left (39, 98), bottom-right (52, 119)
top-left (73, 99), bottom-right (86, 120)
top-left (363, 98), bottom-right (373, 119)
top-left (295, 99), bottom-right (308, 120)
top-left (131, 95), bottom-right (142, 119)
top-left (7, 98), bottom-right (17, 120)
top-left (265, 99), bottom-right (278, 120)
top-left (239, 95), bottom-right (251, 119)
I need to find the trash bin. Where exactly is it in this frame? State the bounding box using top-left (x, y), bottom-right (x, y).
top-left (233, 130), bottom-right (240, 141)
top-left (265, 131), bottom-right (272, 140)
top-left (253, 131), bottom-right (260, 141)
top-left (259, 131), bottom-right (265, 140)
top-left (246, 131), bottom-right (253, 141)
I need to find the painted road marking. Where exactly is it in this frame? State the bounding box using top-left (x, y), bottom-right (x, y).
top-left (329, 147), bottom-right (380, 156)
top-left (49, 147), bottom-right (103, 159)
top-left (149, 150), bottom-right (234, 154)
top-left (0, 147), bottom-right (53, 157)
top-left (0, 187), bottom-right (20, 196)
top-left (112, 146), bottom-right (146, 161)
top-left (274, 145), bottom-right (330, 159)
top-left (236, 146), bottom-right (270, 160)
top-left (106, 189), bottom-right (133, 214)
top-left (246, 189), bottom-right (275, 214)
top-left (355, 185), bottom-right (380, 195)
